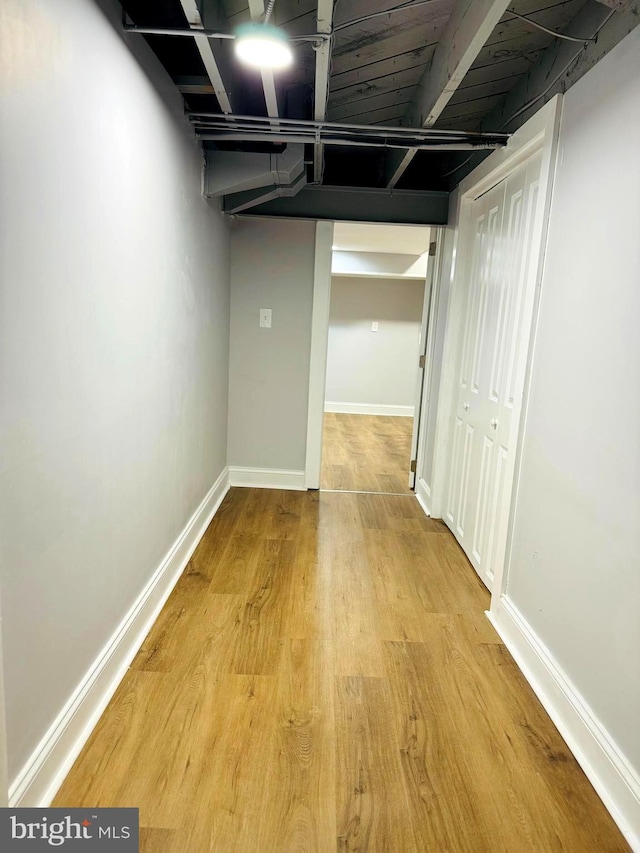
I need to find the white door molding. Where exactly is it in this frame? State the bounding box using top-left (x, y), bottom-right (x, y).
top-left (305, 221), bottom-right (334, 489)
top-left (429, 95), bottom-right (563, 600)
top-left (413, 228), bottom-right (445, 500)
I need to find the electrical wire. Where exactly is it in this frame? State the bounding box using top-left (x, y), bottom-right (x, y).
top-left (333, 0), bottom-right (439, 34)
top-left (441, 7), bottom-right (615, 179)
top-left (498, 8), bottom-right (614, 128)
top-left (507, 9), bottom-right (596, 44)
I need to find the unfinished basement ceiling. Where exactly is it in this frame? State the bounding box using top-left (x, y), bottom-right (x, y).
top-left (120, 0), bottom-right (639, 219)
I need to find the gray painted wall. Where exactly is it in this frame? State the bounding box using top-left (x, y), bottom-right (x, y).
top-left (325, 276), bottom-right (424, 409)
top-left (0, 0), bottom-right (230, 783)
top-left (228, 218), bottom-right (316, 472)
top-left (507, 26), bottom-right (640, 774)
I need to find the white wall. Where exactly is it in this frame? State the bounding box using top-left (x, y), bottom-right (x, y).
top-left (0, 0), bottom-right (230, 788)
top-left (325, 276), bottom-right (424, 413)
top-left (506, 23), bottom-right (640, 793)
top-left (228, 218), bottom-right (316, 475)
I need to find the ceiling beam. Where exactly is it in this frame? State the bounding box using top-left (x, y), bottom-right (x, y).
top-left (313, 1), bottom-right (335, 183)
top-left (248, 0), bottom-right (279, 118)
top-left (237, 185), bottom-right (449, 225)
top-left (385, 0), bottom-right (511, 188)
top-left (178, 0), bottom-right (235, 113)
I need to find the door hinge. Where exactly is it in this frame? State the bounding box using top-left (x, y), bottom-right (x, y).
top-left (429, 241), bottom-right (437, 256)
top-left (419, 354), bottom-right (426, 369)
top-left (410, 459), bottom-right (417, 473)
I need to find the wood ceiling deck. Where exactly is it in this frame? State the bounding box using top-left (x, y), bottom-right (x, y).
top-left (121, 0), bottom-right (638, 192)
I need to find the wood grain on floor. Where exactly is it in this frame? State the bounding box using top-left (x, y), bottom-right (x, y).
top-left (321, 412), bottom-right (413, 494)
top-left (54, 488), bottom-right (629, 852)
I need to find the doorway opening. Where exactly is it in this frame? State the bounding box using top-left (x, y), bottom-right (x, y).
top-left (319, 222), bottom-right (432, 496)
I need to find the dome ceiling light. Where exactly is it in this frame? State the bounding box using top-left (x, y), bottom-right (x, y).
top-left (234, 0), bottom-right (292, 71)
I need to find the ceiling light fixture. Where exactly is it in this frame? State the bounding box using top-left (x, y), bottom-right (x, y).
top-left (234, 0), bottom-right (292, 71)
top-left (234, 23), bottom-right (293, 69)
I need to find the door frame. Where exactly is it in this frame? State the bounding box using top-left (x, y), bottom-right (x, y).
top-left (428, 95), bottom-right (563, 603)
top-left (408, 233), bottom-right (442, 492)
top-left (304, 221), bottom-right (441, 491)
top-left (305, 221), bottom-right (334, 490)
top-left (412, 231), bottom-right (445, 512)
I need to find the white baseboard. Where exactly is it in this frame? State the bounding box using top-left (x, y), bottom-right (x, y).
top-left (228, 466), bottom-right (306, 491)
top-left (324, 402), bottom-right (414, 418)
top-left (9, 467), bottom-right (231, 809)
top-left (415, 477), bottom-right (431, 517)
top-left (489, 596), bottom-right (640, 851)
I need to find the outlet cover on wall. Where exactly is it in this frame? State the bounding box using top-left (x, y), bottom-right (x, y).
top-left (371, 320), bottom-right (379, 332)
top-left (260, 308), bottom-right (272, 328)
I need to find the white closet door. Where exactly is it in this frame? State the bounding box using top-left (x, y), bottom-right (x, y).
top-left (445, 152), bottom-right (542, 590)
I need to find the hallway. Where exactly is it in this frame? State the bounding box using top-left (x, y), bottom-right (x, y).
top-left (53, 488), bottom-right (626, 852)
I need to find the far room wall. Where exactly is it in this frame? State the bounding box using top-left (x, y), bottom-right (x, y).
top-left (325, 276), bottom-right (425, 417)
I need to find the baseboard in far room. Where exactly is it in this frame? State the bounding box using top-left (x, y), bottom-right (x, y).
top-left (415, 477), bottom-right (432, 517)
top-left (488, 596), bottom-right (640, 852)
top-left (8, 467), bottom-right (231, 809)
top-left (228, 466), bottom-right (306, 491)
top-left (324, 402), bottom-right (414, 418)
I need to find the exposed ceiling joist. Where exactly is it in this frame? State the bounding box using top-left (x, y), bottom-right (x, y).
top-left (313, 0), bottom-right (335, 183)
top-left (385, 0), bottom-right (512, 188)
top-left (248, 0), bottom-right (279, 118)
top-left (178, 0), bottom-right (235, 113)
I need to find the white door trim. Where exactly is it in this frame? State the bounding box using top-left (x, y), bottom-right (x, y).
top-left (305, 221), bottom-right (334, 489)
top-left (429, 95), bottom-right (563, 600)
top-left (413, 228), bottom-right (445, 500)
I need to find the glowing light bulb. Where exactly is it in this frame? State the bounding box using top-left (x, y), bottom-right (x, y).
top-left (234, 23), bottom-right (293, 70)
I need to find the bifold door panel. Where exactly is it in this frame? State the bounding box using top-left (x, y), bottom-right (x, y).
top-left (445, 152), bottom-right (543, 590)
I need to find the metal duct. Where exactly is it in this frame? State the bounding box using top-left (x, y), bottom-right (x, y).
top-left (223, 171), bottom-right (307, 214)
top-left (204, 143), bottom-right (306, 201)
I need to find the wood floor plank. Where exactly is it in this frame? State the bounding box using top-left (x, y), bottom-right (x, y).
top-left (231, 539), bottom-right (296, 675)
top-left (335, 676), bottom-right (420, 852)
top-left (321, 413), bottom-right (414, 494)
top-left (54, 489), bottom-right (629, 851)
top-left (256, 639), bottom-right (337, 851)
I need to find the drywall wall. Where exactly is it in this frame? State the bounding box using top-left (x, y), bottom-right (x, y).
top-left (228, 218), bottom-right (316, 474)
top-left (0, 0), bottom-right (230, 787)
top-left (506, 25), bottom-right (640, 778)
top-left (325, 276), bottom-right (424, 413)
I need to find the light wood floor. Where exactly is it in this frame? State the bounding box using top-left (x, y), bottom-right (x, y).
top-left (321, 413), bottom-right (414, 494)
top-left (54, 488), bottom-right (627, 852)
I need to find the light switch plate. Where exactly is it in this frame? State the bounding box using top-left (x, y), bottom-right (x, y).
top-left (260, 308), bottom-right (272, 328)
top-left (371, 320), bottom-right (379, 332)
